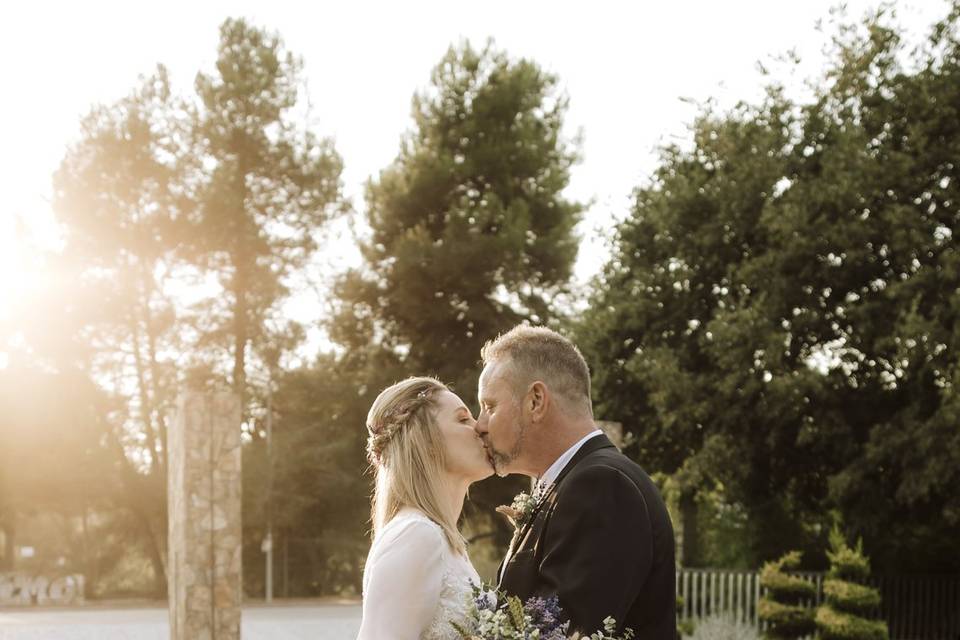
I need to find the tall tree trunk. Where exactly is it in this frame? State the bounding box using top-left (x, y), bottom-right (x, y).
top-left (140, 260), bottom-right (168, 478)
top-left (130, 315), bottom-right (162, 475)
top-left (138, 505), bottom-right (168, 599)
top-left (680, 491), bottom-right (700, 567)
top-left (80, 502), bottom-right (98, 597)
top-left (232, 266), bottom-right (248, 414)
top-left (230, 164), bottom-right (250, 418)
top-left (0, 516), bottom-right (14, 571)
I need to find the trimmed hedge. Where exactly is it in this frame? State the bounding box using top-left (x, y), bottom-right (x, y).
top-left (758, 551), bottom-right (815, 640)
top-left (815, 527), bottom-right (889, 640)
top-left (815, 605), bottom-right (888, 640)
top-left (759, 599), bottom-right (818, 638)
top-left (822, 578), bottom-right (881, 615)
top-left (760, 565), bottom-right (817, 604)
top-left (825, 545), bottom-right (871, 584)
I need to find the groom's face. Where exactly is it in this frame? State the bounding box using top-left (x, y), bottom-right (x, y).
top-left (476, 359), bottom-right (528, 477)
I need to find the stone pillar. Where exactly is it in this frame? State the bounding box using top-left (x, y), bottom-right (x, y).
top-left (168, 392), bottom-right (242, 640)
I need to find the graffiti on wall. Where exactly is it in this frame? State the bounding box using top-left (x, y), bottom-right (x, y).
top-left (0, 573), bottom-right (85, 606)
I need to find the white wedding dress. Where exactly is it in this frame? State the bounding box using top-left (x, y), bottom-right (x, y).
top-left (357, 507), bottom-right (481, 640)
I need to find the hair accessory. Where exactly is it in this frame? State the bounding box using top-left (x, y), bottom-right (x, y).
top-left (366, 386), bottom-right (436, 466)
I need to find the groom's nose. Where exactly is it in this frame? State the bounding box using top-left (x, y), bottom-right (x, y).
top-left (474, 414), bottom-right (488, 436)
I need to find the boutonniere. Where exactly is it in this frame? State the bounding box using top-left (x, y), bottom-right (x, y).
top-left (496, 484), bottom-right (548, 531)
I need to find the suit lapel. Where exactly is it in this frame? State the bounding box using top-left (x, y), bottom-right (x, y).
top-left (507, 433), bottom-right (617, 555)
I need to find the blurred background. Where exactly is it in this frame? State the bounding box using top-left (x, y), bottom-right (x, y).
top-left (0, 0), bottom-right (957, 626)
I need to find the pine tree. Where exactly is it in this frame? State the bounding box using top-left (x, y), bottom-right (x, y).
top-left (331, 39), bottom-right (582, 393)
top-left (190, 18), bottom-right (345, 412)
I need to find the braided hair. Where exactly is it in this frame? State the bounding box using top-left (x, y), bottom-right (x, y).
top-left (366, 387), bottom-right (435, 465)
top-left (365, 376), bottom-right (467, 555)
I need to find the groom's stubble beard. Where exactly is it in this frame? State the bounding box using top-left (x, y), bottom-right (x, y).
top-left (491, 413), bottom-right (527, 478)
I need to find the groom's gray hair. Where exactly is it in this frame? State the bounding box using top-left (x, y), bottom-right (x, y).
top-left (481, 325), bottom-right (593, 417)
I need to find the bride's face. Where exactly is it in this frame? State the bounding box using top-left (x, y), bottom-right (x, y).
top-left (433, 389), bottom-right (494, 483)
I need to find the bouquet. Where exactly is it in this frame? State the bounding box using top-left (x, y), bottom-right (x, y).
top-left (452, 584), bottom-right (635, 640)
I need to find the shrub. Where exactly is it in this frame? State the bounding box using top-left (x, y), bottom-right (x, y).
top-left (815, 605), bottom-right (888, 640)
top-left (815, 527), bottom-right (888, 640)
top-left (758, 599), bottom-right (818, 638)
top-left (758, 551), bottom-right (816, 639)
top-left (760, 559), bottom-right (817, 604)
top-left (822, 579), bottom-right (881, 615)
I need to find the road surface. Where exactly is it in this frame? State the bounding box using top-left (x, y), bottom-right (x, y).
top-left (0, 602), bottom-right (362, 639)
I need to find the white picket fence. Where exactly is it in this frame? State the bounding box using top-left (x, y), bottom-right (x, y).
top-left (676, 568), bottom-right (960, 640)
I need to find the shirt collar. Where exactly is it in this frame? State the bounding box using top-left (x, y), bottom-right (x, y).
top-left (537, 429), bottom-right (604, 493)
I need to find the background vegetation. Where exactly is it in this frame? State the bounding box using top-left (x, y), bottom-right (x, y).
top-left (1, 2), bottom-right (957, 598)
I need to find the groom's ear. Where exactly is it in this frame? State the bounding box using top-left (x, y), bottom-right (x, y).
top-left (527, 381), bottom-right (548, 422)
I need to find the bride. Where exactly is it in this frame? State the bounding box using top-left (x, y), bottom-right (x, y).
top-left (357, 376), bottom-right (494, 639)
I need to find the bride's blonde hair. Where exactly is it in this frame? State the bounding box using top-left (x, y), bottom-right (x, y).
top-left (366, 376), bottom-right (466, 555)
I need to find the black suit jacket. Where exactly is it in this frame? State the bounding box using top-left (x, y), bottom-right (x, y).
top-left (497, 434), bottom-right (676, 639)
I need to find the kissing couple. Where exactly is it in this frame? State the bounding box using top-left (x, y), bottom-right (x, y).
top-left (356, 325), bottom-right (677, 639)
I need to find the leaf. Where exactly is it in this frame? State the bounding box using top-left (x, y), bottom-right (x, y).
top-left (449, 620), bottom-right (472, 639)
top-left (507, 595), bottom-right (526, 630)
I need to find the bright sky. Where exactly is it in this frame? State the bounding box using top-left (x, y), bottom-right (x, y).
top-left (0, 0), bottom-right (949, 355)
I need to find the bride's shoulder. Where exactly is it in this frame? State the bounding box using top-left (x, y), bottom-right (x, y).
top-left (376, 508), bottom-right (445, 548)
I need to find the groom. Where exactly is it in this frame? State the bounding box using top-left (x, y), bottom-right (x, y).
top-left (476, 325), bottom-right (676, 639)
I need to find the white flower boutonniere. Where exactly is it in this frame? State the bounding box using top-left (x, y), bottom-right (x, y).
top-left (495, 484), bottom-right (548, 531)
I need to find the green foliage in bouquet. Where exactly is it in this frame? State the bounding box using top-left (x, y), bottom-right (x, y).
top-left (758, 551), bottom-right (815, 639)
top-left (815, 528), bottom-right (888, 640)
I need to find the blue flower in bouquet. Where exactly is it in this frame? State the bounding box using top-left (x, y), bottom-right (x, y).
top-left (474, 587), bottom-right (498, 612)
top-left (525, 595), bottom-right (564, 637)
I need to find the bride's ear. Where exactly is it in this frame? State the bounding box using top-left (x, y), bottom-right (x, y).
top-left (526, 381), bottom-right (548, 422)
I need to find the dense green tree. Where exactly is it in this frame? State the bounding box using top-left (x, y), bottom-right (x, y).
top-left (578, 82), bottom-right (823, 564)
top-left (803, 4), bottom-right (960, 572)
top-left (189, 18), bottom-right (345, 413)
top-left (579, 4), bottom-right (960, 571)
top-left (332, 40), bottom-right (582, 391)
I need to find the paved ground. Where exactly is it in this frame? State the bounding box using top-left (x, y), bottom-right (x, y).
top-left (0, 603), bottom-right (362, 639)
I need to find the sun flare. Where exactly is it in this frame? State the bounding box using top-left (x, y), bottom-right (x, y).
top-left (0, 213), bottom-right (41, 321)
